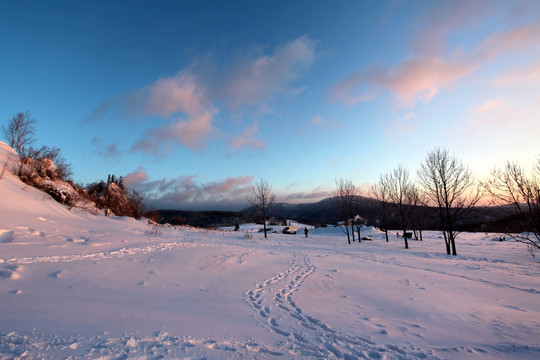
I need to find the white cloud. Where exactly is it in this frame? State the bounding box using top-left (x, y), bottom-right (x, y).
top-left (283, 185), bottom-right (332, 203)
top-left (224, 36), bottom-right (316, 109)
top-left (125, 170), bottom-right (255, 210)
top-left (91, 137), bottom-right (121, 158)
top-left (89, 36), bottom-right (316, 155)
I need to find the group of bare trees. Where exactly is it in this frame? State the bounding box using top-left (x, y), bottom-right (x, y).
top-left (417, 149), bottom-right (482, 255)
top-left (333, 179), bottom-right (369, 244)
top-left (340, 147), bottom-right (539, 257)
top-left (483, 158), bottom-right (540, 256)
top-left (369, 148), bottom-right (481, 255)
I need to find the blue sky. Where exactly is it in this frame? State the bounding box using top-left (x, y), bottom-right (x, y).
top-left (1, 0), bottom-right (539, 210)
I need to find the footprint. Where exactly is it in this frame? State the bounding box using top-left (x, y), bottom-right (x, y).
top-left (0, 230), bottom-right (15, 243)
top-left (269, 318), bottom-right (279, 327)
top-left (0, 267), bottom-right (21, 279)
top-left (49, 270), bottom-right (64, 278)
top-left (66, 237), bottom-right (89, 245)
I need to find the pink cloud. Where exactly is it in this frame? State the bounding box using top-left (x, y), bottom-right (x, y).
top-left (373, 54), bottom-right (477, 107)
top-left (130, 72), bottom-right (217, 153)
top-left (493, 61), bottom-right (540, 87)
top-left (126, 173), bottom-right (255, 210)
top-left (474, 98), bottom-right (505, 114)
top-left (477, 23), bottom-right (540, 59)
top-left (143, 73), bottom-right (210, 118)
top-left (227, 123), bottom-right (265, 152)
top-left (123, 169), bottom-right (149, 188)
top-left (332, 51), bottom-right (479, 108)
top-left (331, 3), bottom-right (540, 109)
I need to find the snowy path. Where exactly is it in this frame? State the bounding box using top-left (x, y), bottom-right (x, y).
top-left (0, 241), bottom-right (207, 265)
top-left (245, 251), bottom-right (437, 359)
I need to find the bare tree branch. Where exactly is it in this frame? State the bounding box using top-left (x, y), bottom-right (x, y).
top-left (385, 165), bottom-right (415, 249)
top-left (482, 156), bottom-right (540, 254)
top-left (333, 179), bottom-right (360, 244)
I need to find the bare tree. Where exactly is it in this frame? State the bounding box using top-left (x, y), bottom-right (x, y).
top-left (371, 176), bottom-right (390, 242)
top-left (417, 148), bottom-right (482, 256)
top-left (483, 157), bottom-right (540, 255)
top-left (127, 189), bottom-right (146, 219)
top-left (354, 215), bottom-right (367, 242)
top-left (1, 111), bottom-right (37, 154)
top-left (247, 179), bottom-right (276, 238)
top-left (333, 178), bottom-right (359, 244)
top-left (386, 166), bottom-right (415, 249)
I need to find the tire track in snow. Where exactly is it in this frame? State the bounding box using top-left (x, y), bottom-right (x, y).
top-left (245, 252), bottom-right (438, 359)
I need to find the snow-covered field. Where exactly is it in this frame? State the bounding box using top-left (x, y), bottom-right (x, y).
top-left (1, 143), bottom-right (539, 359)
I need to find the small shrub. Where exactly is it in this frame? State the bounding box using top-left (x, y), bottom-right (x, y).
top-left (146, 223), bottom-right (163, 237)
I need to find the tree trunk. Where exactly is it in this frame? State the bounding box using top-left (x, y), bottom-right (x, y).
top-left (382, 204), bottom-right (389, 242)
top-left (449, 228), bottom-right (457, 255)
top-left (262, 211), bottom-right (268, 239)
top-left (443, 231), bottom-right (450, 255)
top-left (404, 231), bottom-right (409, 249)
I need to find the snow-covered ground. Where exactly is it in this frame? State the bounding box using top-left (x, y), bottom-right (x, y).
top-left (1, 142), bottom-right (539, 359)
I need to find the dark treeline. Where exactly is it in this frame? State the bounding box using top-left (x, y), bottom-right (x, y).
top-left (154, 198), bottom-right (519, 233)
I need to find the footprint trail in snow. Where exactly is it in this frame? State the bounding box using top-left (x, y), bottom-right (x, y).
top-left (245, 252), bottom-right (437, 359)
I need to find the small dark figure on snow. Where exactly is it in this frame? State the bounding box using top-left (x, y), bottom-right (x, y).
top-left (304, 227), bottom-right (308, 238)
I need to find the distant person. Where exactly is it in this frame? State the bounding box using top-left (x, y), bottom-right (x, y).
top-left (304, 227), bottom-right (308, 238)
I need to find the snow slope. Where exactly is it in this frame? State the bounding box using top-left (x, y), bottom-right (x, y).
top-left (1, 141), bottom-right (539, 359)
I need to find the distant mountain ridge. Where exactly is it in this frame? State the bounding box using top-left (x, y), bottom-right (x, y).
top-left (157, 196), bottom-right (520, 232)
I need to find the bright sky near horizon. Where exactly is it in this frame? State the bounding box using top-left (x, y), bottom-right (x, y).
top-left (1, 0), bottom-right (539, 210)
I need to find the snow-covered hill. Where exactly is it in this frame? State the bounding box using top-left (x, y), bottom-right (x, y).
top-left (1, 141), bottom-right (539, 359)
